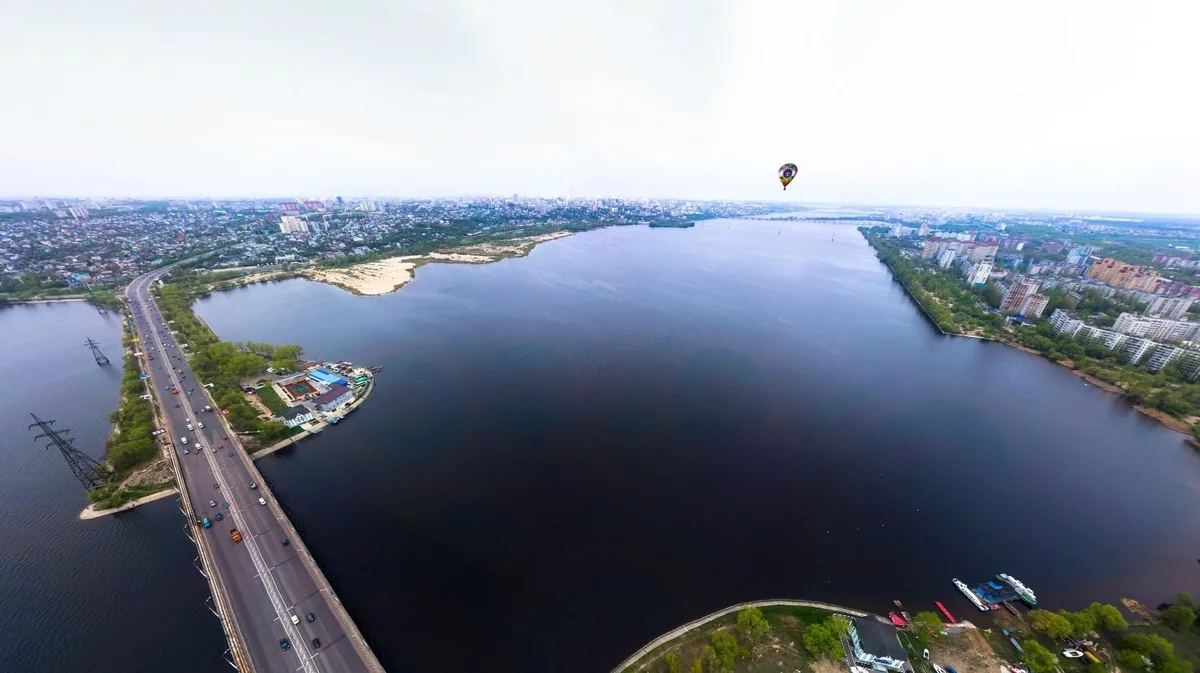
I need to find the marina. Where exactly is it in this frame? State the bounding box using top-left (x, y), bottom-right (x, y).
top-left (953, 574), bottom-right (1037, 612)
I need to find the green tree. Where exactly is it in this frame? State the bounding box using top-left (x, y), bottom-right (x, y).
top-left (1062, 608), bottom-right (1096, 637)
top-left (1021, 640), bottom-right (1058, 673)
top-left (1087, 602), bottom-right (1129, 630)
top-left (1160, 605), bottom-right (1196, 631)
top-left (1176, 592), bottom-right (1194, 610)
top-left (689, 657), bottom-right (702, 673)
top-left (1028, 609), bottom-right (1074, 640)
top-left (665, 651), bottom-right (680, 673)
top-left (701, 645), bottom-right (719, 673)
top-left (911, 611), bottom-right (943, 638)
top-left (1116, 632), bottom-right (1175, 664)
top-left (1087, 663), bottom-right (1107, 673)
top-left (708, 631), bottom-right (740, 672)
top-left (736, 606), bottom-right (770, 645)
top-left (827, 615), bottom-right (851, 640)
top-left (802, 623), bottom-right (844, 660)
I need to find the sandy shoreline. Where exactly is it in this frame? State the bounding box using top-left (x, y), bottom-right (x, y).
top-left (79, 487), bottom-right (177, 520)
top-left (303, 231), bottom-right (572, 296)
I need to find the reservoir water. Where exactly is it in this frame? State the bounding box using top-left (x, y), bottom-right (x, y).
top-left (2, 220), bottom-right (1199, 672)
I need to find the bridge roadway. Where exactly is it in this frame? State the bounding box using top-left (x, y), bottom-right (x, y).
top-left (126, 268), bottom-right (382, 673)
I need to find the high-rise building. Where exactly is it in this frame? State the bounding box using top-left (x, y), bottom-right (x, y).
top-left (921, 240), bottom-right (938, 259)
top-left (1001, 278), bottom-right (1039, 312)
top-left (1086, 258), bottom-right (1161, 291)
top-left (965, 261), bottom-right (992, 286)
top-left (1147, 296), bottom-right (1195, 320)
top-left (1017, 293), bottom-right (1049, 318)
top-left (937, 249), bottom-right (957, 269)
top-left (278, 215), bottom-right (308, 234)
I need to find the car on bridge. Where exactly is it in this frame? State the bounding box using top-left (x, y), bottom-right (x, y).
top-left (208, 500), bottom-right (217, 507)
top-left (279, 639), bottom-right (290, 651)
top-left (258, 498), bottom-right (267, 506)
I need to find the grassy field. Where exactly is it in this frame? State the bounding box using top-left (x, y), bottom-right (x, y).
top-left (623, 605), bottom-right (844, 673)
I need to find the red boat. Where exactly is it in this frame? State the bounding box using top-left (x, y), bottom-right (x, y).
top-left (935, 601), bottom-right (957, 623)
top-left (889, 612), bottom-right (908, 627)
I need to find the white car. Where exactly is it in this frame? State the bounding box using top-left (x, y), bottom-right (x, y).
top-left (186, 423), bottom-right (193, 431)
top-left (258, 497), bottom-right (267, 506)
top-left (197, 422), bottom-right (204, 429)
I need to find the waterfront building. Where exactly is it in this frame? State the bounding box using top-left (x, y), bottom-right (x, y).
top-left (1119, 337), bottom-right (1155, 365)
top-left (313, 383), bottom-right (355, 412)
top-left (1001, 278), bottom-right (1039, 312)
top-left (848, 618), bottom-right (910, 673)
top-left (1147, 296), bottom-right (1195, 320)
top-left (279, 405), bottom-right (315, 428)
top-left (1112, 313), bottom-right (1200, 342)
top-left (1146, 345), bottom-right (1183, 372)
top-left (1017, 293), bottom-right (1049, 318)
top-left (308, 368), bottom-right (348, 388)
top-left (1050, 309), bottom-right (1084, 336)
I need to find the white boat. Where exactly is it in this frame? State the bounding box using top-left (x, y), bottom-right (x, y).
top-left (998, 574), bottom-right (1037, 605)
top-left (1063, 650), bottom-right (1084, 659)
top-left (953, 578), bottom-right (990, 611)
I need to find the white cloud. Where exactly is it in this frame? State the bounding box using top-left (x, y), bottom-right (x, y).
top-left (1, 0), bottom-right (1197, 211)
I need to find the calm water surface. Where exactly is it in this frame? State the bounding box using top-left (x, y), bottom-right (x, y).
top-left (0, 302), bottom-right (225, 672)
top-left (3, 221), bottom-right (1199, 673)
top-left (195, 221), bottom-right (1200, 673)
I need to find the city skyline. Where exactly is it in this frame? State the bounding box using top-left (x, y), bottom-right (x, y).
top-left (2, 1), bottom-right (1198, 212)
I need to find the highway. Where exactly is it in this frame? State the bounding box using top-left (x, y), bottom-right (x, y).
top-left (125, 267), bottom-right (382, 673)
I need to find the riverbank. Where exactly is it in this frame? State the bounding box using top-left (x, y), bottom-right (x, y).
top-left (866, 233), bottom-right (1198, 439)
top-left (303, 230), bottom-right (573, 296)
top-left (613, 599), bottom-right (871, 673)
top-left (79, 487), bottom-right (177, 519)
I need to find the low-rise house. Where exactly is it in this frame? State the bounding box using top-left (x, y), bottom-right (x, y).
top-left (849, 618), bottom-right (910, 673)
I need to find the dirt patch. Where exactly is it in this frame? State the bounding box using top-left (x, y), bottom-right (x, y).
top-left (928, 625), bottom-right (1010, 673)
top-left (809, 655), bottom-right (845, 673)
top-left (122, 457), bottom-right (171, 488)
top-left (1122, 598), bottom-right (1156, 622)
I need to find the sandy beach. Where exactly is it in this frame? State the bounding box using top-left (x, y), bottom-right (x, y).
top-left (304, 255), bottom-right (424, 296)
top-left (304, 231), bottom-right (573, 296)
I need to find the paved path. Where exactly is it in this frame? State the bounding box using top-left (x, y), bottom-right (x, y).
top-left (127, 266), bottom-right (384, 673)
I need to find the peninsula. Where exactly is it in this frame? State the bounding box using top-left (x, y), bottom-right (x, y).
top-left (305, 230), bottom-right (573, 296)
top-left (616, 590), bottom-right (1196, 673)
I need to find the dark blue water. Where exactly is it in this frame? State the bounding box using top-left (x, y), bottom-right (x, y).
top-left (5, 221), bottom-right (1200, 673)
top-left (195, 221), bottom-right (1200, 673)
top-left (0, 302), bottom-right (226, 672)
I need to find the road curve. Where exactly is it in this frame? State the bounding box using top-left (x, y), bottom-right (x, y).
top-left (125, 266), bottom-right (383, 673)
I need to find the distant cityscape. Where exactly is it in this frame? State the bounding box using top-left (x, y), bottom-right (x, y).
top-left (0, 196), bottom-right (783, 295)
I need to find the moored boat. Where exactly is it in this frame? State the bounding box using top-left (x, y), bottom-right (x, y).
top-left (953, 578), bottom-right (990, 612)
top-left (998, 574), bottom-right (1037, 605)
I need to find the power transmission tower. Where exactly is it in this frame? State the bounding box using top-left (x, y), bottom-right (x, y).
top-left (29, 414), bottom-right (109, 491)
top-left (84, 337), bottom-right (110, 365)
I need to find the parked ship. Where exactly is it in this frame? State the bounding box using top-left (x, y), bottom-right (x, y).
top-left (953, 578), bottom-right (990, 611)
top-left (998, 574), bottom-right (1037, 605)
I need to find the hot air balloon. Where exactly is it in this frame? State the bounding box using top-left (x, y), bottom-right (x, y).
top-left (778, 163), bottom-right (798, 190)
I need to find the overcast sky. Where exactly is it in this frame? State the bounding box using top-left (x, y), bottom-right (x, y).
top-left (2, 1), bottom-right (1198, 212)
